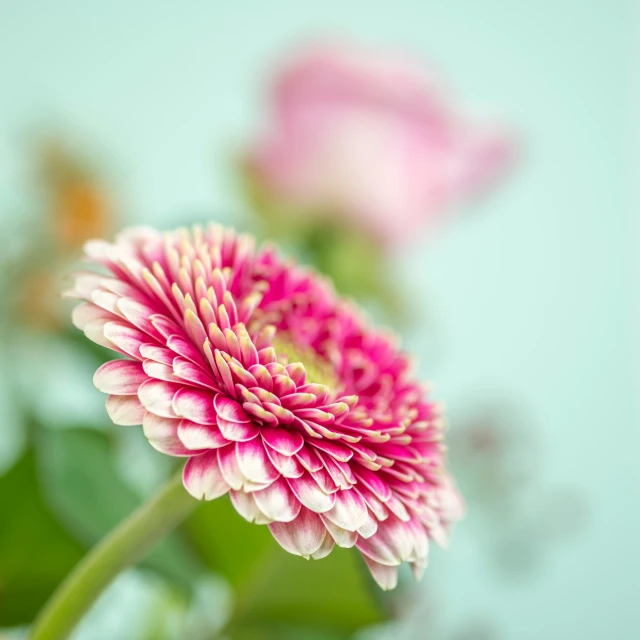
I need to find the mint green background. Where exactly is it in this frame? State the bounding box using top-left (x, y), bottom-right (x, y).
top-left (0, 1), bottom-right (636, 638)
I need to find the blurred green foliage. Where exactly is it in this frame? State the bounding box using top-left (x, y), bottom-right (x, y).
top-left (187, 496), bottom-right (388, 639)
top-left (0, 449), bottom-right (85, 626)
top-left (39, 427), bottom-right (204, 593)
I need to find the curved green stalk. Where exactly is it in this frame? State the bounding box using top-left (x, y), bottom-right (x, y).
top-left (30, 471), bottom-right (198, 640)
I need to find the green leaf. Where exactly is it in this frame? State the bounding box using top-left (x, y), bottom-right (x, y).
top-left (186, 497), bottom-right (387, 638)
top-left (0, 449), bottom-right (86, 626)
top-left (38, 427), bottom-right (203, 592)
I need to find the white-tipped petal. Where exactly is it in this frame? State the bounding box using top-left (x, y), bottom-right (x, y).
top-left (105, 395), bottom-right (145, 426)
top-left (253, 477), bottom-right (301, 523)
top-left (94, 360), bottom-right (146, 395)
top-left (230, 489), bottom-right (272, 524)
top-left (362, 556), bottom-right (398, 591)
top-left (268, 507), bottom-right (326, 558)
top-left (183, 451), bottom-right (229, 500)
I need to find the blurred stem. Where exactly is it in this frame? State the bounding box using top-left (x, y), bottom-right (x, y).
top-left (30, 471), bottom-right (198, 640)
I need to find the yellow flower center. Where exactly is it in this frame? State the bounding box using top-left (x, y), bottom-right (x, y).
top-left (272, 334), bottom-right (338, 389)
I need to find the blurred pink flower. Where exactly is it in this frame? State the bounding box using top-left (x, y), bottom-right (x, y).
top-left (248, 42), bottom-right (514, 244)
top-left (67, 225), bottom-right (463, 589)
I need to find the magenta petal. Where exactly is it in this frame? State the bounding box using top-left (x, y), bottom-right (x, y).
top-left (105, 395), bottom-right (145, 426)
top-left (183, 451), bottom-right (229, 500)
top-left (385, 495), bottom-right (411, 522)
top-left (166, 334), bottom-right (207, 368)
top-left (268, 507), bottom-right (326, 558)
top-left (295, 445), bottom-right (324, 473)
top-left (322, 488), bottom-right (368, 532)
top-left (357, 510), bottom-right (379, 539)
top-left (310, 439), bottom-right (353, 462)
top-left (235, 440), bottom-right (279, 485)
top-left (116, 297), bottom-right (163, 342)
top-left (173, 357), bottom-right (219, 391)
top-left (142, 413), bottom-right (192, 456)
top-left (230, 490), bottom-right (272, 524)
top-left (310, 466), bottom-right (338, 494)
top-left (311, 532), bottom-right (335, 560)
top-left (178, 419), bottom-right (227, 450)
top-left (265, 447), bottom-right (305, 478)
top-left (72, 302), bottom-right (116, 331)
top-left (84, 319), bottom-right (117, 350)
top-left (214, 394), bottom-right (250, 423)
top-left (173, 388), bottom-right (217, 424)
top-left (137, 379), bottom-right (180, 418)
top-left (362, 555), bottom-right (398, 591)
top-left (139, 343), bottom-right (174, 365)
top-left (355, 486), bottom-right (389, 522)
top-left (354, 467), bottom-right (392, 502)
top-left (253, 477), bottom-right (301, 523)
top-left (217, 417), bottom-right (259, 442)
top-left (287, 473), bottom-right (336, 513)
top-left (217, 444), bottom-right (245, 490)
top-left (261, 427), bottom-right (304, 455)
top-left (356, 516), bottom-right (413, 566)
top-left (103, 322), bottom-right (147, 358)
top-left (320, 515), bottom-right (358, 548)
top-left (94, 360), bottom-right (146, 395)
top-left (142, 359), bottom-right (180, 383)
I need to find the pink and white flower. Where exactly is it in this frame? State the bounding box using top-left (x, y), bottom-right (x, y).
top-left (248, 42), bottom-right (513, 245)
top-left (67, 225), bottom-right (463, 589)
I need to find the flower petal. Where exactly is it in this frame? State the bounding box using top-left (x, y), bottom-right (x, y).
top-left (362, 556), bottom-right (398, 591)
top-left (268, 507), bottom-right (326, 558)
top-left (320, 515), bottom-right (358, 548)
top-left (94, 360), bottom-right (146, 395)
top-left (253, 477), bottom-right (301, 523)
top-left (354, 467), bottom-right (392, 502)
top-left (103, 322), bottom-right (147, 358)
top-left (143, 413), bottom-right (192, 456)
top-left (105, 395), bottom-right (145, 426)
top-left (71, 302), bottom-right (116, 331)
top-left (217, 417), bottom-right (259, 442)
top-left (214, 394), bottom-right (250, 422)
top-left (311, 532), bottom-right (335, 560)
top-left (178, 419), bottom-right (228, 450)
top-left (356, 516), bottom-right (413, 566)
top-left (235, 440), bottom-right (279, 485)
top-left (230, 489), bottom-right (272, 524)
top-left (261, 427), bottom-right (304, 455)
top-left (322, 488), bottom-right (368, 532)
top-left (287, 473), bottom-right (336, 513)
top-left (264, 447), bottom-right (305, 478)
top-left (295, 445), bottom-right (324, 473)
top-left (138, 380), bottom-right (180, 418)
top-left (183, 451), bottom-right (229, 500)
top-left (173, 388), bottom-right (217, 424)
top-left (217, 443), bottom-right (245, 490)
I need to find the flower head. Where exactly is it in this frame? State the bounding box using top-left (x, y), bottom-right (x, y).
top-left (247, 42), bottom-right (514, 245)
top-left (67, 225), bottom-right (463, 589)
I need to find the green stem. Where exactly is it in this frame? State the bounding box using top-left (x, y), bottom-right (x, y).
top-left (30, 471), bottom-right (198, 640)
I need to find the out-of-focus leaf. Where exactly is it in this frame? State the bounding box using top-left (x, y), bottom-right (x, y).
top-left (0, 449), bottom-right (85, 626)
top-left (186, 498), bottom-right (387, 638)
top-left (38, 428), bottom-right (203, 592)
top-left (186, 496), bottom-right (272, 588)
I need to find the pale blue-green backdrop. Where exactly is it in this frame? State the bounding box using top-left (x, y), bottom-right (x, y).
top-left (0, 1), bottom-right (636, 638)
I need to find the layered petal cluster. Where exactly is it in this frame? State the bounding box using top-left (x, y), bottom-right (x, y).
top-left (67, 225), bottom-right (463, 589)
top-left (248, 42), bottom-right (514, 245)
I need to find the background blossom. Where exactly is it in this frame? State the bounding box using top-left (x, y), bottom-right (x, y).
top-left (247, 42), bottom-right (514, 245)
